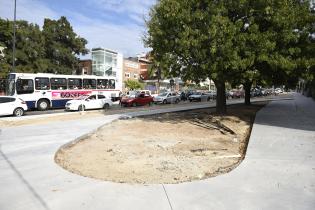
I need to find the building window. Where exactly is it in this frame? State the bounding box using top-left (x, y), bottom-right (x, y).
top-left (82, 67), bottom-right (88, 75)
top-left (125, 72), bottom-right (130, 78)
top-left (133, 74), bottom-right (138, 79)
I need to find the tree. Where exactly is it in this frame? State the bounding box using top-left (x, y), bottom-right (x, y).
top-left (229, 0), bottom-right (314, 105)
top-left (145, 0), bottom-right (314, 111)
top-left (0, 16), bottom-right (89, 77)
top-left (42, 16), bottom-right (89, 74)
top-left (145, 0), bottom-right (241, 113)
top-left (0, 19), bottom-right (45, 77)
top-left (124, 79), bottom-right (144, 90)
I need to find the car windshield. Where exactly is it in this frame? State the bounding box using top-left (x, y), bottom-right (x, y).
top-left (126, 94), bottom-right (136, 98)
top-left (78, 95), bottom-right (89, 100)
top-left (158, 93), bottom-right (168, 97)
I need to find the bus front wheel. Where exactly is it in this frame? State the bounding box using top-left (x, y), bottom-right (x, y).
top-left (37, 99), bottom-right (50, 111)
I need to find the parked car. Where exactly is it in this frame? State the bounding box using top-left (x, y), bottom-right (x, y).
top-left (153, 92), bottom-right (180, 104)
top-left (206, 91), bottom-right (217, 100)
top-left (188, 92), bottom-right (211, 102)
top-left (0, 96), bottom-right (28, 117)
top-left (65, 94), bottom-right (112, 111)
top-left (275, 88), bottom-right (283, 94)
top-left (179, 91), bottom-right (187, 101)
top-left (251, 88), bottom-right (263, 97)
top-left (120, 93), bottom-right (154, 107)
top-left (139, 90), bottom-right (152, 96)
top-left (229, 89), bottom-right (245, 98)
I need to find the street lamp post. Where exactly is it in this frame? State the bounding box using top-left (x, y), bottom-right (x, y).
top-left (12, 0), bottom-right (17, 73)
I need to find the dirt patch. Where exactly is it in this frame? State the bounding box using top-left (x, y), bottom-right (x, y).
top-left (55, 103), bottom-right (265, 184)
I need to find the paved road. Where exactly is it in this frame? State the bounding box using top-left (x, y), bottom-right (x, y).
top-left (0, 93), bottom-right (314, 210)
top-left (1, 94), bottom-right (290, 118)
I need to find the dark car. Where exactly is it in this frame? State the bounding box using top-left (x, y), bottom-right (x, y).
top-left (180, 91), bottom-right (187, 101)
top-left (251, 88), bottom-right (263, 97)
top-left (120, 93), bottom-right (154, 107)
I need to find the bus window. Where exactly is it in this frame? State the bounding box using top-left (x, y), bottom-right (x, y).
top-left (97, 79), bottom-right (108, 89)
top-left (83, 79), bottom-right (96, 89)
top-left (16, 79), bottom-right (34, 94)
top-left (109, 79), bottom-right (115, 89)
top-left (68, 78), bottom-right (82, 89)
top-left (51, 78), bottom-right (67, 90)
top-left (35, 77), bottom-right (50, 90)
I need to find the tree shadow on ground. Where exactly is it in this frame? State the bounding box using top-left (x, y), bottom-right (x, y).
top-left (133, 103), bottom-right (266, 135)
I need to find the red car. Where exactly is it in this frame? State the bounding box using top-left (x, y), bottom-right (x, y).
top-left (120, 93), bottom-right (154, 107)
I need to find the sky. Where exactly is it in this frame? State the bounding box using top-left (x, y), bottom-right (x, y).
top-left (0, 0), bottom-right (156, 58)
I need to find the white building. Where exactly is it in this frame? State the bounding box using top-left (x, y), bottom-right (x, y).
top-left (91, 48), bottom-right (123, 91)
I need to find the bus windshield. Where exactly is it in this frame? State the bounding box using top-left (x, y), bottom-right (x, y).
top-left (6, 75), bottom-right (15, 96)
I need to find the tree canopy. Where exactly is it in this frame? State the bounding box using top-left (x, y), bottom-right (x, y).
top-left (124, 79), bottom-right (144, 90)
top-left (145, 0), bottom-right (314, 112)
top-left (0, 16), bottom-right (88, 77)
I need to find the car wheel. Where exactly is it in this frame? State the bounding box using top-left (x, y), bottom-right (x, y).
top-left (149, 101), bottom-right (153, 106)
top-left (175, 99), bottom-right (179, 104)
top-left (103, 103), bottom-right (110, 109)
top-left (189, 99), bottom-right (192, 102)
top-left (207, 97), bottom-right (210, 101)
top-left (132, 102), bottom-right (137, 107)
top-left (78, 105), bottom-right (85, 111)
top-left (162, 99), bottom-right (167, 104)
top-left (13, 107), bottom-right (24, 117)
top-left (37, 99), bottom-right (49, 111)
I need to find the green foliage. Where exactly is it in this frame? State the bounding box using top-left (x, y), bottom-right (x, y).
top-left (0, 16), bottom-right (88, 77)
top-left (145, 0), bottom-right (240, 84)
top-left (0, 19), bottom-right (45, 77)
top-left (144, 0), bottom-right (245, 112)
top-left (145, 0), bottom-right (314, 109)
top-left (124, 79), bottom-right (144, 90)
top-left (42, 17), bottom-right (88, 74)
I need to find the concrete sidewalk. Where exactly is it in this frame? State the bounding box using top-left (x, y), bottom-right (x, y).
top-left (0, 94), bottom-right (314, 210)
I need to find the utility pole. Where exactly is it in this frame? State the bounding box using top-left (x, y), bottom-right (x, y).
top-left (12, 0), bottom-right (17, 72)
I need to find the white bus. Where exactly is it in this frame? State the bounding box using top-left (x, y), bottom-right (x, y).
top-left (5, 73), bottom-right (121, 110)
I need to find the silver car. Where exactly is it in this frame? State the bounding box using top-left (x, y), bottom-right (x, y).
top-left (153, 92), bottom-right (180, 104)
top-left (188, 92), bottom-right (211, 102)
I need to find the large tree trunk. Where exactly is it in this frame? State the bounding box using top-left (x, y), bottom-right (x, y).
top-left (244, 81), bottom-right (252, 105)
top-left (214, 80), bottom-right (227, 114)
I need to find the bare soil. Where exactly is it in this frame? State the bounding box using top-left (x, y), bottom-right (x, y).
top-left (55, 103), bottom-right (266, 184)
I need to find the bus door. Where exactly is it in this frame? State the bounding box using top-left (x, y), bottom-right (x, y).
top-left (16, 77), bottom-right (36, 108)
